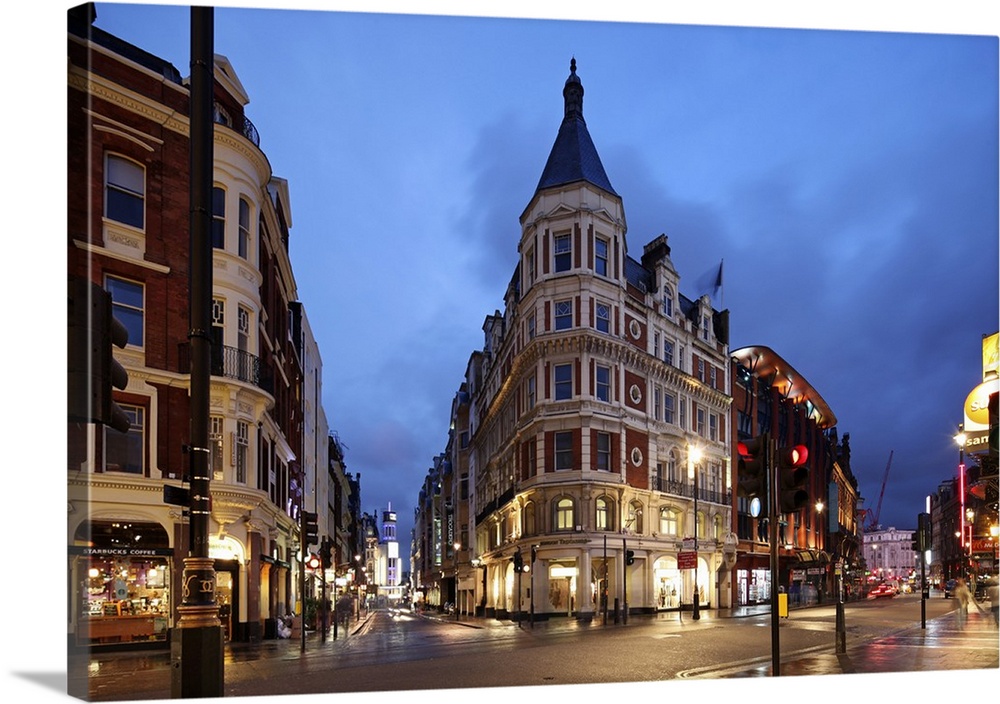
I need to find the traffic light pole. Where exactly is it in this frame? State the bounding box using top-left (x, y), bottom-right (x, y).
top-left (768, 437), bottom-right (781, 678)
top-left (171, 8), bottom-right (223, 698)
top-left (300, 509), bottom-right (307, 653)
top-left (622, 538), bottom-right (628, 625)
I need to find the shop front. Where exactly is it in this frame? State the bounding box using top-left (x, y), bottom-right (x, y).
top-left (735, 551), bottom-right (772, 606)
top-left (653, 556), bottom-right (682, 610)
top-left (71, 519), bottom-right (173, 648)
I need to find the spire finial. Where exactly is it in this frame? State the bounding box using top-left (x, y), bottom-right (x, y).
top-left (563, 57), bottom-right (583, 119)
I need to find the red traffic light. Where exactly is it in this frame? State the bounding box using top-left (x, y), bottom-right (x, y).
top-left (776, 444), bottom-right (808, 467)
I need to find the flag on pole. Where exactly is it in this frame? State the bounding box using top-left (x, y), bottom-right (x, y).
top-left (695, 259), bottom-right (724, 303)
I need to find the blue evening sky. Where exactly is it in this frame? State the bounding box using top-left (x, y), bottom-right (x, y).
top-left (83, 1), bottom-right (999, 551)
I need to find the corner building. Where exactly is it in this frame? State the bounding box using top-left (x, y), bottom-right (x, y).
top-left (468, 61), bottom-right (733, 620)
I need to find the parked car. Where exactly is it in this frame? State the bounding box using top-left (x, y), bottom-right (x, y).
top-left (868, 583), bottom-right (897, 599)
top-left (943, 579), bottom-right (957, 598)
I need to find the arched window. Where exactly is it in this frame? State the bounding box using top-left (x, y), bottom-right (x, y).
top-left (105, 154), bottom-right (145, 229)
top-left (555, 497), bottom-right (575, 531)
top-left (596, 497), bottom-right (615, 531)
top-left (659, 507), bottom-right (679, 536)
top-left (523, 501), bottom-right (536, 536)
top-left (627, 502), bottom-right (643, 533)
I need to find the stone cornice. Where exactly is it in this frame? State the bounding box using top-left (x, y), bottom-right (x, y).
top-left (70, 67), bottom-right (271, 186)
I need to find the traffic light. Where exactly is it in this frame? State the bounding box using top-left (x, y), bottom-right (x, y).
top-left (626, 549), bottom-right (635, 565)
top-left (513, 549), bottom-right (524, 573)
top-left (911, 530), bottom-right (921, 552)
top-left (319, 536), bottom-right (333, 569)
top-left (68, 277), bottom-right (131, 433)
top-left (737, 433), bottom-right (769, 517)
top-left (918, 512), bottom-right (932, 551)
top-left (775, 443), bottom-right (809, 513)
top-left (302, 510), bottom-right (319, 546)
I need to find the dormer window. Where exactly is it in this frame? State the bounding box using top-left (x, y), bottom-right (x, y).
top-left (663, 287), bottom-right (674, 318)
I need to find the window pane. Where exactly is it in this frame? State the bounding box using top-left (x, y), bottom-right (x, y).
top-left (105, 406), bottom-right (144, 474)
top-left (595, 238), bottom-right (608, 276)
top-left (213, 187), bottom-right (226, 249)
top-left (555, 364), bottom-right (572, 400)
top-left (106, 277), bottom-right (144, 348)
top-left (106, 190), bottom-right (144, 228)
top-left (107, 156), bottom-right (144, 192)
top-left (555, 234), bottom-right (571, 272)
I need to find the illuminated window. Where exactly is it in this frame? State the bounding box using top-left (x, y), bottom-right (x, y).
top-left (596, 497), bottom-right (615, 530)
top-left (555, 498), bottom-right (575, 530)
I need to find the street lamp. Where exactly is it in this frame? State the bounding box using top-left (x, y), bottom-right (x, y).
top-left (954, 426), bottom-right (967, 580)
top-left (688, 444), bottom-right (703, 620)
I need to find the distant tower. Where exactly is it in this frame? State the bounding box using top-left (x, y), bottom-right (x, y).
top-left (374, 503), bottom-right (402, 603)
top-left (381, 503), bottom-right (397, 543)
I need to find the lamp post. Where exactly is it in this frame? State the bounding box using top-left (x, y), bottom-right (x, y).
top-left (965, 508), bottom-right (976, 583)
top-left (453, 542), bottom-right (461, 618)
top-left (688, 445), bottom-right (703, 620)
top-left (954, 427), bottom-right (967, 580)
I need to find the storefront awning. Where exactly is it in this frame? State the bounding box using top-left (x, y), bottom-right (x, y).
top-left (795, 550), bottom-right (830, 564)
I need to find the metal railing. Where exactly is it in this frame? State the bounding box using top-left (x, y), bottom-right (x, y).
top-left (179, 343), bottom-right (272, 394)
top-left (651, 476), bottom-right (731, 505)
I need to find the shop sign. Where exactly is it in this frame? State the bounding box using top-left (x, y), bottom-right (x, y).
top-left (70, 546), bottom-right (174, 557)
top-left (964, 379), bottom-right (999, 429)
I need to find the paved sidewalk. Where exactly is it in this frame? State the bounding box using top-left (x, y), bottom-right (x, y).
top-left (727, 605), bottom-right (999, 678)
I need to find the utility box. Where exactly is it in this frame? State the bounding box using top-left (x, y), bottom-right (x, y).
top-left (778, 593), bottom-right (788, 618)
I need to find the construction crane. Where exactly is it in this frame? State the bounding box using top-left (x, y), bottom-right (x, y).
top-left (863, 451), bottom-right (894, 532)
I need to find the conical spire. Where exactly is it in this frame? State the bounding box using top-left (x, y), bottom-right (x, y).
top-left (534, 58), bottom-right (617, 196)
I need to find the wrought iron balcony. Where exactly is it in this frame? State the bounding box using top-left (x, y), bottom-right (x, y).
top-left (652, 476), bottom-right (731, 505)
top-left (178, 343), bottom-right (272, 394)
top-left (213, 101), bottom-right (260, 148)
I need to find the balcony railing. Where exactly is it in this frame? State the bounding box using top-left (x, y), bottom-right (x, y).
top-left (178, 343), bottom-right (272, 394)
top-left (651, 476), bottom-right (731, 506)
top-left (213, 102), bottom-right (260, 148)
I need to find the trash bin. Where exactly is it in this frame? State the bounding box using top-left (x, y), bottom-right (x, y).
top-left (778, 593), bottom-right (788, 618)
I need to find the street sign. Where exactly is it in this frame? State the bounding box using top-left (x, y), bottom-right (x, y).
top-left (678, 551), bottom-right (697, 569)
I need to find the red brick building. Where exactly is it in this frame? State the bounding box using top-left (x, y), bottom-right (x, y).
top-left (67, 5), bottom-right (315, 647)
top-left (730, 345), bottom-right (860, 606)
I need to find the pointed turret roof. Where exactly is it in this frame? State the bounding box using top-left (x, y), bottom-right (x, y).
top-left (534, 58), bottom-right (618, 197)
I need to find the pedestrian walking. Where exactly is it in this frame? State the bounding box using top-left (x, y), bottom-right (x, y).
top-left (986, 577), bottom-right (999, 627)
top-left (953, 577), bottom-right (972, 628)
